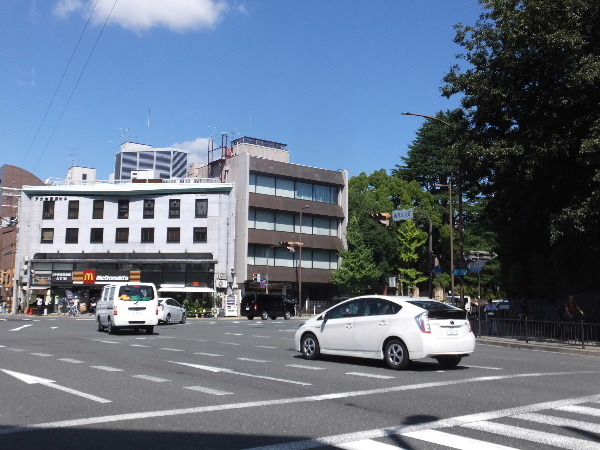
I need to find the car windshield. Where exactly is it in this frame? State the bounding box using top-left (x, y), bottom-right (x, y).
top-left (118, 285), bottom-right (155, 301)
top-left (407, 300), bottom-right (466, 319)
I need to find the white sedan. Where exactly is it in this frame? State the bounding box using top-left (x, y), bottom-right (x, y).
top-left (295, 295), bottom-right (475, 369)
top-left (157, 298), bottom-right (186, 324)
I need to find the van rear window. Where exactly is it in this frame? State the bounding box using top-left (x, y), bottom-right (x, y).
top-left (118, 285), bottom-right (155, 301)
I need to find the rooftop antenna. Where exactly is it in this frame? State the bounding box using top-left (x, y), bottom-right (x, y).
top-left (147, 108), bottom-right (151, 145)
top-left (68, 149), bottom-right (82, 168)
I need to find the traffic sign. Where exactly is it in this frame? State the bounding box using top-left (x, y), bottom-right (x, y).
top-left (452, 269), bottom-right (468, 276)
top-left (467, 260), bottom-right (487, 273)
top-left (464, 250), bottom-right (498, 261)
top-left (392, 208), bottom-right (414, 221)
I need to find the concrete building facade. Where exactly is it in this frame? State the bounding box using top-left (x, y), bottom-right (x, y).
top-left (115, 142), bottom-right (188, 181)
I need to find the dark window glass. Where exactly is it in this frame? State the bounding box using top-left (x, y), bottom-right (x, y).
top-left (67, 200), bottom-right (79, 219)
top-left (143, 199), bottom-right (155, 219)
top-left (41, 228), bottom-right (54, 243)
top-left (42, 201), bottom-right (55, 220)
top-left (141, 228), bottom-right (154, 243)
top-left (93, 200), bottom-right (104, 219)
top-left (115, 228), bottom-right (129, 243)
top-left (195, 199), bottom-right (208, 218)
top-left (363, 299), bottom-right (401, 316)
top-left (90, 228), bottom-right (103, 243)
top-left (167, 227), bottom-right (180, 243)
top-left (65, 228), bottom-right (79, 244)
top-left (326, 299), bottom-right (364, 319)
top-left (169, 199), bottom-right (180, 218)
top-left (193, 227), bottom-right (207, 243)
top-left (118, 199), bottom-right (129, 219)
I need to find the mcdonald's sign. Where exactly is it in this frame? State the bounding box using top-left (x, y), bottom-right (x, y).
top-left (83, 270), bottom-right (96, 284)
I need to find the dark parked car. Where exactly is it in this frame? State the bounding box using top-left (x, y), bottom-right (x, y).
top-left (241, 293), bottom-right (295, 320)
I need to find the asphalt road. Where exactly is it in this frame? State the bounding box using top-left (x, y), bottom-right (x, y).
top-left (1, 314), bottom-right (599, 450)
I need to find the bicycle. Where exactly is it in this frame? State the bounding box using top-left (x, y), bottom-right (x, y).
top-left (67, 304), bottom-right (80, 317)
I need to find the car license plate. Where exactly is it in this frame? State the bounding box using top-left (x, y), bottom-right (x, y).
top-left (245, 307), bottom-right (250, 311)
top-left (445, 328), bottom-right (459, 336)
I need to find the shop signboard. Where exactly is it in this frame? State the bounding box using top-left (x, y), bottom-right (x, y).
top-left (31, 272), bottom-right (51, 286)
top-left (51, 271), bottom-right (73, 284)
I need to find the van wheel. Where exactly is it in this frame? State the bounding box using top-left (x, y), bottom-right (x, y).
top-left (261, 311), bottom-right (269, 320)
top-left (384, 339), bottom-right (410, 370)
top-left (247, 316), bottom-right (254, 320)
top-left (165, 314), bottom-right (171, 325)
top-left (436, 356), bottom-right (462, 368)
top-left (284, 311), bottom-right (291, 320)
top-left (301, 333), bottom-right (320, 360)
top-left (107, 318), bottom-right (116, 335)
top-left (146, 326), bottom-right (154, 334)
top-left (97, 317), bottom-right (104, 332)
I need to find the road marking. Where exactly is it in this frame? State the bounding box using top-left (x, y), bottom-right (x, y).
top-left (90, 366), bottom-right (123, 372)
top-left (0, 369), bottom-right (111, 404)
top-left (2, 371), bottom-right (599, 437)
top-left (159, 348), bottom-right (184, 352)
top-left (237, 358), bottom-right (269, 363)
top-left (9, 348), bottom-right (26, 352)
top-left (0, 345), bottom-right (5, 347)
top-left (58, 358), bottom-right (84, 364)
top-left (256, 345), bottom-right (277, 349)
top-left (184, 386), bottom-right (233, 395)
top-left (402, 429), bottom-right (516, 449)
top-left (346, 372), bottom-right (395, 380)
top-left (30, 353), bottom-right (53, 357)
top-left (50, 327), bottom-right (58, 329)
top-left (217, 342), bottom-right (241, 345)
top-left (253, 335), bottom-right (271, 338)
top-left (462, 420), bottom-right (598, 449)
top-left (168, 361), bottom-right (311, 386)
top-left (193, 352), bottom-right (222, 357)
top-left (132, 375), bottom-right (169, 382)
top-left (286, 364), bottom-right (325, 371)
top-left (94, 340), bottom-right (120, 344)
top-left (558, 405), bottom-right (600, 417)
top-left (335, 439), bottom-right (405, 450)
top-left (225, 333), bottom-right (243, 336)
top-left (464, 365), bottom-right (503, 370)
top-left (10, 324), bottom-right (33, 331)
top-left (130, 344), bottom-right (151, 347)
top-left (516, 412), bottom-right (600, 433)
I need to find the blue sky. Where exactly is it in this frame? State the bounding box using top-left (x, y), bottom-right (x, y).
top-left (1, 0), bottom-right (483, 181)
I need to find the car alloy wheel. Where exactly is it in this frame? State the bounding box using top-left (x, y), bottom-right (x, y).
top-left (301, 333), bottom-right (320, 360)
top-left (384, 338), bottom-right (409, 370)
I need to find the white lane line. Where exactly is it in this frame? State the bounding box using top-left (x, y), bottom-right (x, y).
top-left (90, 366), bottom-right (123, 372)
top-left (50, 327), bottom-right (58, 329)
top-left (58, 358), bottom-right (84, 364)
top-left (559, 405), bottom-right (600, 417)
top-left (2, 371), bottom-right (599, 437)
top-left (346, 372), bottom-right (395, 380)
top-left (168, 361), bottom-right (311, 386)
top-left (132, 375), bottom-right (170, 383)
top-left (225, 333), bottom-right (243, 336)
top-left (130, 344), bottom-right (151, 347)
top-left (462, 420), bottom-right (598, 449)
top-left (402, 429), bottom-right (516, 449)
top-left (10, 324), bottom-right (33, 331)
top-left (159, 348), bottom-right (184, 352)
top-left (286, 364), bottom-right (325, 371)
top-left (193, 352), bottom-right (222, 357)
top-left (237, 358), bottom-right (269, 363)
top-left (184, 386), bottom-right (233, 395)
top-left (0, 345), bottom-right (5, 347)
top-left (9, 348), bottom-right (26, 352)
top-left (217, 342), bottom-right (241, 345)
top-left (256, 345), bottom-right (277, 349)
top-left (464, 365), bottom-right (503, 370)
top-left (336, 439), bottom-right (406, 450)
top-left (94, 340), bottom-right (120, 344)
top-left (253, 335), bottom-right (271, 338)
top-left (517, 412), bottom-right (600, 434)
top-left (30, 353), bottom-right (53, 357)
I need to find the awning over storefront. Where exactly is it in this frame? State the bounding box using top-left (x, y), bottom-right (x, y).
top-left (158, 286), bottom-right (215, 293)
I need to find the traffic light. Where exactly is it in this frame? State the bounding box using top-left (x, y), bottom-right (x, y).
top-left (252, 273), bottom-right (261, 282)
top-left (370, 212), bottom-right (391, 227)
top-left (279, 241), bottom-right (303, 252)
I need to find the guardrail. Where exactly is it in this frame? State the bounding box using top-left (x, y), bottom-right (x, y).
top-left (470, 317), bottom-right (600, 348)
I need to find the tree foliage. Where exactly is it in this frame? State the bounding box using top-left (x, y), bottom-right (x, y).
top-left (443, 0), bottom-right (600, 298)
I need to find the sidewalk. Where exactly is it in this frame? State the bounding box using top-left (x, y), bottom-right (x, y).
top-left (476, 335), bottom-right (600, 358)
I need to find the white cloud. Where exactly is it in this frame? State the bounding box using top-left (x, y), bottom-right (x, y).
top-left (172, 137), bottom-right (210, 164)
top-left (53, 0), bottom-right (228, 32)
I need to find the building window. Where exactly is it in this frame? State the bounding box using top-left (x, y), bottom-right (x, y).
top-left (90, 228), bottom-right (103, 243)
top-left (275, 178), bottom-right (295, 198)
top-left (115, 228), bottom-right (129, 243)
top-left (93, 200), bottom-right (104, 219)
top-left (65, 228), bottom-right (79, 244)
top-left (118, 199), bottom-right (129, 219)
top-left (42, 201), bottom-right (55, 220)
top-left (167, 227), bottom-right (180, 243)
top-left (169, 199), bottom-right (180, 218)
top-left (255, 175), bottom-right (276, 195)
top-left (141, 228), bottom-right (154, 243)
top-left (68, 200), bottom-right (79, 219)
top-left (143, 199), bottom-right (155, 219)
top-left (41, 228), bottom-right (54, 243)
top-left (255, 210), bottom-right (275, 230)
top-left (193, 227), bottom-right (207, 243)
top-left (195, 199), bottom-right (208, 218)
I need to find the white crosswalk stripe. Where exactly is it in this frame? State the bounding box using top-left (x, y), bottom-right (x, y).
top-left (516, 411), bottom-right (600, 434)
top-left (402, 429), bottom-right (517, 449)
top-left (559, 404), bottom-right (600, 417)
top-left (184, 386), bottom-right (233, 395)
top-left (336, 439), bottom-right (403, 449)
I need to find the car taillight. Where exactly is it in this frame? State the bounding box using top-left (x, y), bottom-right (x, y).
top-left (253, 304), bottom-right (257, 310)
top-left (415, 312), bottom-right (431, 333)
top-left (114, 305), bottom-right (118, 315)
top-left (156, 308), bottom-right (159, 315)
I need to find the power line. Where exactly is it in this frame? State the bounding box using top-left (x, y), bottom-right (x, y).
top-left (21, 0), bottom-right (101, 167)
top-left (31, 0), bottom-right (120, 172)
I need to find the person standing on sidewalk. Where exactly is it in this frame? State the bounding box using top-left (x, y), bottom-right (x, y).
top-left (484, 299), bottom-right (499, 335)
top-left (36, 296), bottom-right (44, 316)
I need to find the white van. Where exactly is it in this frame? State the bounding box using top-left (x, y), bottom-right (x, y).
top-left (445, 295), bottom-right (473, 313)
top-left (96, 283), bottom-right (159, 334)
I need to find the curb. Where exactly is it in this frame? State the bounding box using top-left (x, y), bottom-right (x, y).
top-left (476, 337), bottom-right (600, 357)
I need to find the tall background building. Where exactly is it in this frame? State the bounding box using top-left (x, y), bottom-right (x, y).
top-left (114, 142), bottom-right (188, 180)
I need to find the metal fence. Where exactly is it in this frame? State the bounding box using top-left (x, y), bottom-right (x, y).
top-left (470, 317), bottom-right (600, 348)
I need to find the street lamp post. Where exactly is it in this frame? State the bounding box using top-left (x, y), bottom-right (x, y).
top-left (403, 112), bottom-right (466, 309)
top-left (298, 205), bottom-right (310, 316)
top-left (435, 183), bottom-right (454, 301)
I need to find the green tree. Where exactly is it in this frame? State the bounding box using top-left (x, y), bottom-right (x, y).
top-left (331, 216), bottom-right (381, 296)
top-left (443, 0), bottom-right (600, 299)
top-left (396, 220), bottom-right (428, 293)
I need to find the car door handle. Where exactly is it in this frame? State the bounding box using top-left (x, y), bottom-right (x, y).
top-left (346, 324), bottom-right (353, 329)
top-left (378, 321), bottom-right (387, 326)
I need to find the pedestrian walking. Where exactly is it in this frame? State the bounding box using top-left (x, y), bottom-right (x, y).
top-left (36, 296), bottom-right (44, 316)
top-left (484, 299), bottom-right (499, 335)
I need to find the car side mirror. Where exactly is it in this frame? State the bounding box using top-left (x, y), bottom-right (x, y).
top-left (322, 312), bottom-right (329, 322)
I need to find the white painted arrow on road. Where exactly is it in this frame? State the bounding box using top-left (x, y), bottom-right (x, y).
top-left (1, 369), bottom-right (111, 403)
top-left (10, 324), bottom-right (33, 331)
